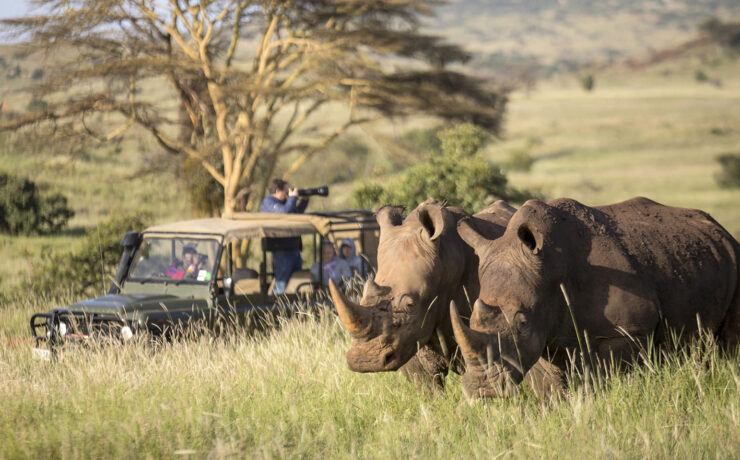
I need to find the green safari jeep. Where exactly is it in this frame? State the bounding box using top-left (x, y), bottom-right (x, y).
top-left (30, 211), bottom-right (379, 359)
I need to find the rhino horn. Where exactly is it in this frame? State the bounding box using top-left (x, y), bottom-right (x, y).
top-left (457, 218), bottom-right (492, 255)
top-left (450, 300), bottom-right (487, 364)
top-left (376, 205), bottom-right (404, 230)
top-left (330, 279), bottom-right (372, 338)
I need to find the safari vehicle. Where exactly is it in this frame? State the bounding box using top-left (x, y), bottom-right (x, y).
top-left (30, 211), bottom-right (379, 359)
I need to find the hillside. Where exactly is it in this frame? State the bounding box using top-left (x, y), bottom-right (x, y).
top-left (430, 0), bottom-right (740, 73)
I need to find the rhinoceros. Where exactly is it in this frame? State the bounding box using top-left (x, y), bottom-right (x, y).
top-left (330, 199), bottom-right (565, 394)
top-left (450, 197), bottom-right (740, 398)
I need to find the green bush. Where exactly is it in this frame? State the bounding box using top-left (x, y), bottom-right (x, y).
top-left (353, 124), bottom-right (534, 213)
top-left (29, 212), bottom-right (150, 296)
top-left (580, 74), bottom-right (595, 92)
top-left (695, 69), bottom-right (709, 82)
top-left (716, 153), bottom-right (740, 188)
top-left (0, 172), bottom-right (74, 235)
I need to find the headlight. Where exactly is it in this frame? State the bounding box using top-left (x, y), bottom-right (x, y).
top-left (59, 321), bottom-right (68, 336)
top-left (121, 325), bottom-right (133, 341)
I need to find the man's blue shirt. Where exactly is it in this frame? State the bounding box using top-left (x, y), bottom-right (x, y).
top-left (260, 195), bottom-right (308, 214)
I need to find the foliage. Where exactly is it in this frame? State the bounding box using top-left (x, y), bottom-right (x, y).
top-left (0, 172), bottom-right (74, 235)
top-left (29, 212), bottom-right (150, 296)
top-left (399, 127), bottom-right (443, 158)
top-left (30, 68), bottom-right (44, 80)
top-left (353, 124), bottom-right (531, 213)
top-left (699, 17), bottom-right (740, 49)
top-left (715, 153), bottom-right (740, 188)
top-left (694, 69), bottom-right (709, 82)
top-left (580, 74), bottom-right (595, 91)
top-left (182, 154), bottom-right (224, 217)
top-left (1, 0), bottom-right (507, 213)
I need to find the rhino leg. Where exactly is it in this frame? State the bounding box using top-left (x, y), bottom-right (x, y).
top-left (524, 358), bottom-right (566, 400)
top-left (399, 345), bottom-right (449, 392)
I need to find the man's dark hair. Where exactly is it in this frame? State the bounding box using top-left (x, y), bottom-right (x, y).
top-left (268, 178), bottom-right (288, 194)
top-left (183, 246), bottom-right (197, 256)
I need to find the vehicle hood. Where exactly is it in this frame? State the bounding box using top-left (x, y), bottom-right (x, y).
top-left (65, 294), bottom-right (181, 315)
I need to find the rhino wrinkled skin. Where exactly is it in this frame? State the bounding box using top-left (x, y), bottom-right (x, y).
top-left (330, 199), bottom-right (564, 395)
top-left (451, 197), bottom-right (740, 399)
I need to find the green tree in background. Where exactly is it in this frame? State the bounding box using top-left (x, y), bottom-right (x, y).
top-left (353, 123), bottom-right (532, 213)
top-left (30, 212), bottom-right (150, 296)
top-left (0, 172), bottom-right (74, 235)
top-left (1, 0), bottom-right (506, 215)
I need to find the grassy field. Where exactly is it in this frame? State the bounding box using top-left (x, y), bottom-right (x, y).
top-left (1, 294), bottom-right (739, 458)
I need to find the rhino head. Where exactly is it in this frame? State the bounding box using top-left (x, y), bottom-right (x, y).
top-left (330, 200), bottom-right (467, 372)
top-left (450, 200), bottom-right (568, 398)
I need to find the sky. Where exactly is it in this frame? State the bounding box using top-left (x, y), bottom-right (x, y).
top-left (0, 0), bottom-right (31, 20)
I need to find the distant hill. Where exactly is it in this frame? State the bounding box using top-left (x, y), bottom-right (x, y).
top-left (428, 0), bottom-right (740, 74)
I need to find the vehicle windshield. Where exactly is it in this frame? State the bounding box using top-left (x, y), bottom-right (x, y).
top-left (127, 236), bottom-right (221, 284)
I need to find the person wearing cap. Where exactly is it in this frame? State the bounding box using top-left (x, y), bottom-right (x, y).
top-left (167, 246), bottom-right (197, 280)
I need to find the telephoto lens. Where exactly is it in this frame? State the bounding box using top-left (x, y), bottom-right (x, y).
top-left (297, 185), bottom-right (329, 197)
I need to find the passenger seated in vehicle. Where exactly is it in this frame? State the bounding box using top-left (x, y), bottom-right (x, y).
top-left (167, 246), bottom-right (197, 279)
top-left (185, 252), bottom-right (211, 281)
top-left (311, 240), bottom-right (352, 287)
top-left (339, 237), bottom-right (364, 276)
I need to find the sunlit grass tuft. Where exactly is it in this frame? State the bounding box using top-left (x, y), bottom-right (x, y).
top-left (1, 294), bottom-right (739, 458)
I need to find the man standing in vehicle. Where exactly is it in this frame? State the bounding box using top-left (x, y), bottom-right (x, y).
top-left (260, 178), bottom-right (309, 294)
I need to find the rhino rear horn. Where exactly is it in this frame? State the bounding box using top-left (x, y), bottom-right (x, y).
top-left (363, 275), bottom-right (390, 299)
top-left (376, 206), bottom-right (404, 230)
top-left (450, 300), bottom-right (488, 365)
top-left (457, 218), bottom-right (492, 254)
top-left (330, 279), bottom-right (373, 339)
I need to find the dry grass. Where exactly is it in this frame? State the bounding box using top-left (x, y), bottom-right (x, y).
top-left (1, 292), bottom-right (739, 458)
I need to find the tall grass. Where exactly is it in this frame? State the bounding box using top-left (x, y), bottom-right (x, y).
top-left (1, 293), bottom-right (738, 458)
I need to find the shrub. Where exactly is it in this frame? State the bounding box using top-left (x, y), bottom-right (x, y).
top-left (29, 212), bottom-right (151, 296)
top-left (695, 69), bottom-right (709, 82)
top-left (0, 172), bottom-right (74, 235)
top-left (352, 123), bottom-right (535, 213)
top-left (26, 98), bottom-right (48, 112)
top-left (505, 150), bottom-right (534, 172)
top-left (399, 127), bottom-right (442, 157)
top-left (580, 74), bottom-right (595, 92)
top-left (31, 68), bottom-right (44, 80)
top-left (182, 155), bottom-right (223, 216)
top-left (716, 153), bottom-right (740, 188)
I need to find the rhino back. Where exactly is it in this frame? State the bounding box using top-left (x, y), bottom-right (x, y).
top-left (596, 197), bottom-right (739, 333)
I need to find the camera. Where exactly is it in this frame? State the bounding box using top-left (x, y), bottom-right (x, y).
top-left (297, 185), bottom-right (329, 197)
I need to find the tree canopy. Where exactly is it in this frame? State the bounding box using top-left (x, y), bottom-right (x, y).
top-left (1, 0), bottom-right (506, 213)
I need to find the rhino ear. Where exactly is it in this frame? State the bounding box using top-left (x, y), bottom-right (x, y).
top-left (417, 204), bottom-right (448, 241)
top-left (377, 206), bottom-right (404, 230)
top-left (517, 223), bottom-right (543, 255)
top-left (458, 218), bottom-right (492, 254)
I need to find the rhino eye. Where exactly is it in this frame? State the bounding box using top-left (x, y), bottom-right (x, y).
top-left (394, 294), bottom-right (415, 313)
top-left (514, 312), bottom-right (528, 334)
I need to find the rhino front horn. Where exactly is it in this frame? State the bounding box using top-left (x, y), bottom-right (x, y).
top-left (330, 279), bottom-right (372, 338)
top-left (450, 300), bottom-right (488, 365)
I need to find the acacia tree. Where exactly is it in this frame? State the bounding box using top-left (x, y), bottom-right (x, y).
top-left (1, 0), bottom-right (506, 214)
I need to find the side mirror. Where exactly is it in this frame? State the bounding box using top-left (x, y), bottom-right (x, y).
top-left (120, 231), bottom-right (140, 249)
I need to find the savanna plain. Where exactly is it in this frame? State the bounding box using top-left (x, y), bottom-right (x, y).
top-left (1, 51), bottom-right (740, 458)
